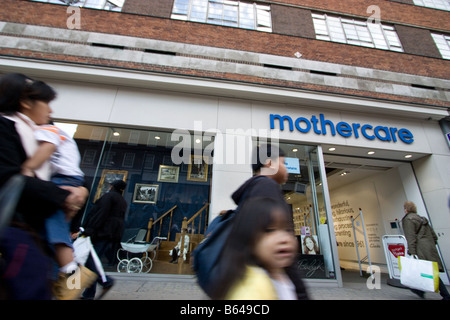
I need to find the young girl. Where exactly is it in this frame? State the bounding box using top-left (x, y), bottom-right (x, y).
top-left (212, 197), bottom-right (301, 300)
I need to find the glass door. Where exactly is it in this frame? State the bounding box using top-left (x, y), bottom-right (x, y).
top-left (281, 143), bottom-right (340, 283)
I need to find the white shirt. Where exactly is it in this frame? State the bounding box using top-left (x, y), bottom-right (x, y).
top-left (34, 124), bottom-right (84, 177)
top-left (269, 272), bottom-right (297, 300)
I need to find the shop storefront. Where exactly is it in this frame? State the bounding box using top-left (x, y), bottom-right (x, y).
top-left (7, 60), bottom-right (447, 287)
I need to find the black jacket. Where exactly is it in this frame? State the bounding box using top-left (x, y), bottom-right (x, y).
top-left (232, 175), bottom-right (291, 214)
top-left (0, 116), bottom-right (70, 230)
top-left (231, 174), bottom-right (308, 300)
top-left (83, 189), bottom-right (127, 243)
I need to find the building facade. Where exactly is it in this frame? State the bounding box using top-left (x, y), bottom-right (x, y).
top-left (1, 0), bottom-right (449, 287)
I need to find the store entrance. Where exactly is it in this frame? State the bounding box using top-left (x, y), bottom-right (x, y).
top-left (323, 151), bottom-right (415, 277)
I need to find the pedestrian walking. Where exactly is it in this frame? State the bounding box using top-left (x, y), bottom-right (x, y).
top-left (81, 179), bottom-right (127, 299)
top-left (402, 201), bottom-right (450, 300)
top-left (0, 73), bottom-right (90, 299)
top-left (212, 197), bottom-right (299, 299)
top-left (21, 121), bottom-right (97, 299)
top-left (229, 143), bottom-right (308, 299)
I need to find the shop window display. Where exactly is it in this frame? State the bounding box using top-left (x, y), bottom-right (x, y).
top-left (60, 122), bottom-right (212, 243)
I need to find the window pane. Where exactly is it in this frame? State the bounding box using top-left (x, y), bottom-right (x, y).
top-left (313, 13), bottom-right (403, 52)
top-left (173, 0), bottom-right (190, 14)
top-left (432, 33), bottom-right (450, 59)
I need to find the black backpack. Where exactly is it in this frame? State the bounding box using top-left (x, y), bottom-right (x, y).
top-left (192, 176), bottom-right (264, 297)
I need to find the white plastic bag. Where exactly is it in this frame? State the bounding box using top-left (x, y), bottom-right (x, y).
top-left (73, 236), bottom-right (107, 282)
top-left (399, 256), bottom-right (439, 293)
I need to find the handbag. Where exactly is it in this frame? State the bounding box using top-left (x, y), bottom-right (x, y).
top-left (399, 255), bottom-right (439, 293)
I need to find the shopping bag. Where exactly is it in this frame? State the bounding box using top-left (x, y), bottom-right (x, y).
top-left (399, 256), bottom-right (439, 292)
top-left (73, 235), bottom-right (107, 282)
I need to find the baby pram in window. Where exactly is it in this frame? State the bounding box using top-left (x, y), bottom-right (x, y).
top-left (116, 229), bottom-right (166, 273)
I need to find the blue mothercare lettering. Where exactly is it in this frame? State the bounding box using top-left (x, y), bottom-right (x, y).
top-left (270, 114), bottom-right (413, 144)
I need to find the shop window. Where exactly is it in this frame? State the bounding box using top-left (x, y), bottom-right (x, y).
top-left (171, 0), bottom-right (272, 32)
top-left (62, 123), bottom-right (212, 242)
top-left (279, 143), bottom-right (336, 280)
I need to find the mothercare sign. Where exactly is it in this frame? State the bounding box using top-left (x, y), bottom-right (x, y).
top-left (270, 113), bottom-right (414, 144)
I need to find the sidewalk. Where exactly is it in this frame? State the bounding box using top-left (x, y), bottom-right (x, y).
top-left (100, 270), bottom-right (446, 300)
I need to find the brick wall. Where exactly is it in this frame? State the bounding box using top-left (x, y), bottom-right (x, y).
top-left (395, 25), bottom-right (442, 58)
top-left (123, 0), bottom-right (174, 18)
top-left (1, 0), bottom-right (449, 82)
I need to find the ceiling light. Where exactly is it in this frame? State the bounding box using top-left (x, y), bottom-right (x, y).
top-left (328, 147), bottom-right (336, 151)
top-left (195, 138), bottom-right (201, 144)
top-left (368, 151), bottom-right (375, 155)
top-left (155, 136), bottom-right (161, 140)
top-left (113, 131), bottom-right (120, 137)
top-left (292, 148), bottom-right (298, 152)
top-left (405, 154), bottom-right (412, 159)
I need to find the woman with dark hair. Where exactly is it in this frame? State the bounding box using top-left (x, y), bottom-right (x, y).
top-left (0, 73), bottom-right (92, 299)
top-left (211, 197), bottom-right (300, 300)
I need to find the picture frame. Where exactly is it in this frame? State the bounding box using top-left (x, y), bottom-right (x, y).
top-left (301, 235), bottom-right (320, 255)
top-left (157, 165), bottom-right (180, 183)
top-left (133, 183), bottom-right (159, 204)
top-left (94, 169), bottom-right (128, 201)
top-left (187, 155), bottom-right (208, 182)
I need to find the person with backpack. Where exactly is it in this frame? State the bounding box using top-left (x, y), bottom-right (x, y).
top-left (211, 197), bottom-right (299, 299)
top-left (193, 144), bottom-right (308, 299)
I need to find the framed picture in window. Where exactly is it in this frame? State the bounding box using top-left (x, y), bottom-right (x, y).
top-left (157, 165), bottom-right (179, 183)
top-left (133, 183), bottom-right (159, 204)
top-left (187, 155), bottom-right (208, 182)
top-left (94, 169), bottom-right (128, 201)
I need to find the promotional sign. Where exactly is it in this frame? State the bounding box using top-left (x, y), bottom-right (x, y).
top-left (382, 235), bottom-right (407, 279)
top-left (285, 157), bottom-right (300, 174)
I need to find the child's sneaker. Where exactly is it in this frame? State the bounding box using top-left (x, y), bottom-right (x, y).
top-left (53, 265), bottom-right (97, 300)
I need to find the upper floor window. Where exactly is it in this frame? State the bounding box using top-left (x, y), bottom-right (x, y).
top-left (412, 0), bottom-right (450, 12)
top-left (431, 33), bottom-right (450, 59)
top-left (312, 13), bottom-right (403, 52)
top-left (30, 0), bottom-right (125, 11)
top-left (171, 0), bottom-right (272, 32)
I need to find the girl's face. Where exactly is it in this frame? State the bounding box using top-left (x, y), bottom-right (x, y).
top-left (20, 99), bottom-right (52, 125)
top-left (253, 209), bottom-right (297, 276)
top-left (305, 237), bottom-right (314, 250)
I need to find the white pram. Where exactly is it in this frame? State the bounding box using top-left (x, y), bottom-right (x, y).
top-left (116, 229), bottom-right (166, 273)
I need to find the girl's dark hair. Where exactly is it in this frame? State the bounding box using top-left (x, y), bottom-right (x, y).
top-left (211, 197), bottom-right (293, 299)
top-left (0, 73), bottom-right (56, 114)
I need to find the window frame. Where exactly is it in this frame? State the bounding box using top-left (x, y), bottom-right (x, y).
top-left (312, 13), bottom-right (403, 52)
top-left (171, 0), bottom-right (272, 32)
